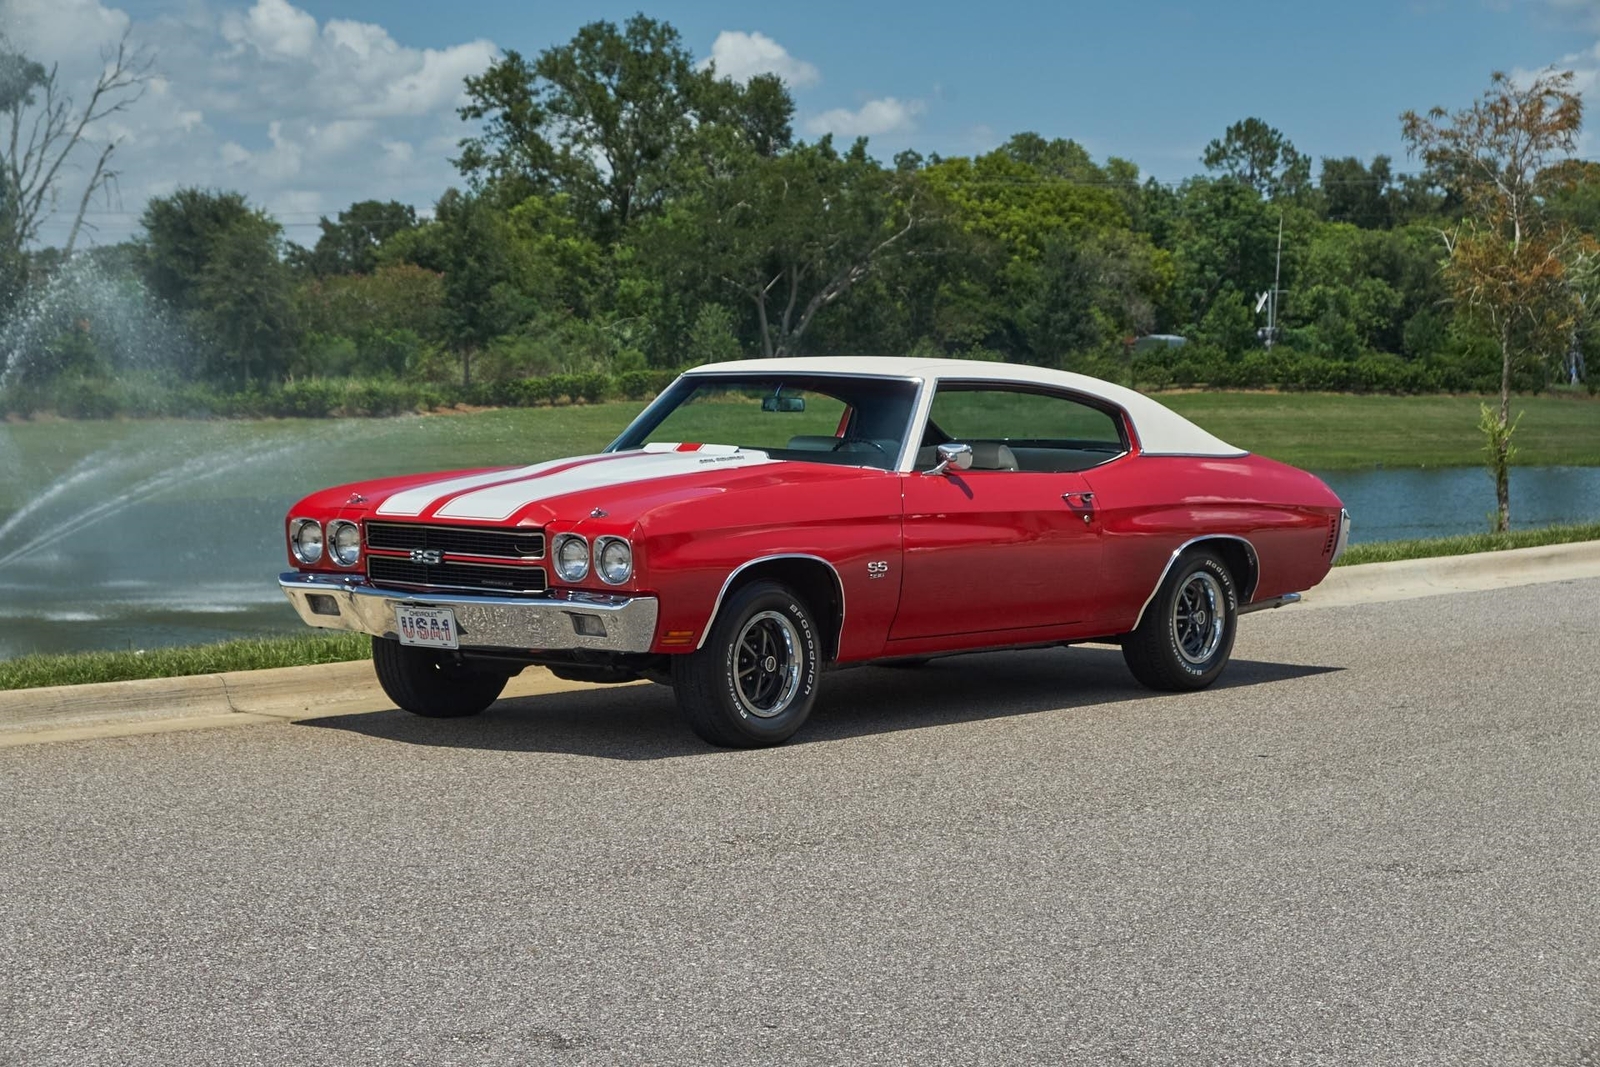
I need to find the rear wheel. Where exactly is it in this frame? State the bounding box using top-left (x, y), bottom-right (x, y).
top-left (1121, 549), bottom-right (1238, 691)
top-left (372, 636), bottom-right (508, 718)
top-left (672, 580), bottom-right (822, 747)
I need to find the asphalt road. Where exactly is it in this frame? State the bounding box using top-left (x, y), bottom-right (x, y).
top-left (3, 580), bottom-right (1598, 1067)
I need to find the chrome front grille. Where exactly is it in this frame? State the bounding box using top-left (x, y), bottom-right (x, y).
top-left (364, 521), bottom-right (547, 595)
top-left (1322, 515), bottom-right (1338, 556)
top-left (366, 521), bottom-right (545, 560)
top-left (367, 556), bottom-right (549, 595)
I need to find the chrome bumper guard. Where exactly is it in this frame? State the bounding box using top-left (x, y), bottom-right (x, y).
top-left (280, 572), bottom-right (659, 653)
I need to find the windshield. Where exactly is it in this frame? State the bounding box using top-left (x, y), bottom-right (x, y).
top-left (608, 374), bottom-right (920, 471)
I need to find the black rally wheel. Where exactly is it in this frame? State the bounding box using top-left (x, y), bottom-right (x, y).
top-left (372, 636), bottom-right (508, 718)
top-left (1121, 549), bottom-right (1238, 691)
top-left (671, 580), bottom-right (822, 748)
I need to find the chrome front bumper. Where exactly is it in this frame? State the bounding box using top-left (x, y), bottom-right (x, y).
top-left (280, 572), bottom-right (659, 653)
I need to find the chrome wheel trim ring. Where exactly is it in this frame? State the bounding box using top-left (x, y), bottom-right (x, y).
top-left (1172, 570), bottom-right (1226, 666)
top-left (733, 610), bottom-right (803, 719)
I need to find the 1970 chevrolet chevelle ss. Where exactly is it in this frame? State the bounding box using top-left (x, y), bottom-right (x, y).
top-left (280, 357), bottom-right (1350, 746)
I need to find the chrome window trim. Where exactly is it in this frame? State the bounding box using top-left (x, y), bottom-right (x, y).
top-left (904, 377), bottom-right (1134, 474)
top-left (696, 553), bottom-right (848, 652)
top-left (605, 371), bottom-right (925, 475)
top-left (594, 536), bottom-right (634, 585)
top-left (327, 519), bottom-right (361, 568)
top-left (1130, 534), bottom-right (1262, 631)
top-left (289, 517), bottom-right (323, 565)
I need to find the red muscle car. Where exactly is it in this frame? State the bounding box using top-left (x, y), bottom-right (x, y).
top-left (280, 358), bottom-right (1349, 746)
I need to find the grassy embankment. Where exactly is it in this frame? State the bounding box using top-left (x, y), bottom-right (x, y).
top-left (2, 390), bottom-right (1597, 691)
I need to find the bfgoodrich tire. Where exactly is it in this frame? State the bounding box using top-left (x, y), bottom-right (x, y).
top-left (671, 580), bottom-right (822, 748)
top-left (372, 636), bottom-right (508, 718)
top-left (1121, 549), bottom-right (1238, 691)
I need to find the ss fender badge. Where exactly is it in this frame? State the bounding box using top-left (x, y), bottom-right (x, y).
top-left (409, 549), bottom-right (443, 565)
top-left (867, 560), bottom-right (889, 580)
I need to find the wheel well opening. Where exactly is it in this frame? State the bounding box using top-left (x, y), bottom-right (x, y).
top-left (723, 558), bottom-right (844, 661)
top-left (1202, 538), bottom-right (1259, 604)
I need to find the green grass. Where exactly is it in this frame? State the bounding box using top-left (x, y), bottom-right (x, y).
top-left (1334, 521), bottom-right (1600, 566)
top-left (0, 632), bottom-right (371, 692)
top-left (4, 391), bottom-right (1600, 514)
top-left (1160, 391), bottom-right (1600, 469)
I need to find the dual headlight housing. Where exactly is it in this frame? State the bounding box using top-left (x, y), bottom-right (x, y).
top-left (289, 518), bottom-right (361, 568)
top-left (552, 533), bottom-right (632, 585)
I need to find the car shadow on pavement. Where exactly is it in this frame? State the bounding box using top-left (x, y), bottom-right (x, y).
top-left (299, 646), bottom-right (1342, 761)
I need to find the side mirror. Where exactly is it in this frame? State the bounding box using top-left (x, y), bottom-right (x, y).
top-left (926, 442), bottom-right (973, 476)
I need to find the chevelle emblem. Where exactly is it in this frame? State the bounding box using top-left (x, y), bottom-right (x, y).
top-left (409, 549), bottom-right (443, 565)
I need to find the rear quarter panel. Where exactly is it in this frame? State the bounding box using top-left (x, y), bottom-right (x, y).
top-left (1084, 453), bottom-right (1344, 632)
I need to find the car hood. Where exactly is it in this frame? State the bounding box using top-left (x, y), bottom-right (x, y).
top-left (293, 444), bottom-right (874, 527)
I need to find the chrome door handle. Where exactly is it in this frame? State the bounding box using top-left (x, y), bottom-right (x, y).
top-left (1062, 492), bottom-right (1095, 508)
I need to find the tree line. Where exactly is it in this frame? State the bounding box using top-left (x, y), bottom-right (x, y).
top-left (1, 14), bottom-right (1595, 426)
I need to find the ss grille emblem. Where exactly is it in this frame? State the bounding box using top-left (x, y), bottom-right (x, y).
top-left (409, 549), bottom-right (443, 565)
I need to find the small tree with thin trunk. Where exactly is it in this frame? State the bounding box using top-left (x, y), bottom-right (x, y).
top-left (1402, 70), bottom-right (1592, 532)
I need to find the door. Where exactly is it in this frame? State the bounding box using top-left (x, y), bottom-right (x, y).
top-left (888, 383), bottom-right (1128, 641)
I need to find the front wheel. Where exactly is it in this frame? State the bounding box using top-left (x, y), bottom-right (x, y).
top-left (672, 580), bottom-right (822, 747)
top-left (372, 636), bottom-right (508, 718)
top-left (1121, 549), bottom-right (1238, 691)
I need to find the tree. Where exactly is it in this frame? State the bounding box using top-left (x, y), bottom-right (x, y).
top-left (196, 214), bottom-right (297, 384)
top-left (658, 137), bottom-right (931, 358)
top-left (1203, 118), bottom-right (1310, 200)
top-left (291, 200), bottom-right (419, 277)
top-left (456, 15), bottom-right (792, 243)
top-left (0, 33), bottom-right (152, 259)
top-left (1319, 155), bottom-right (1395, 229)
top-left (139, 189), bottom-right (296, 384)
top-left (1402, 70), bottom-right (1593, 531)
top-left (139, 189), bottom-right (257, 311)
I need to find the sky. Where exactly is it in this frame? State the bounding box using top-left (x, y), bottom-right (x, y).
top-left (3, 0), bottom-right (1598, 249)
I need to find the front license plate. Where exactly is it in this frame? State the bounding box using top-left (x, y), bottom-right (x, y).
top-left (395, 605), bottom-right (459, 649)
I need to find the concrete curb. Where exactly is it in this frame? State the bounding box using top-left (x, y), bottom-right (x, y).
top-left (0, 660), bottom-right (623, 747)
top-left (1302, 540), bottom-right (1600, 609)
top-left (3, 539), bottom-right (1597, 747)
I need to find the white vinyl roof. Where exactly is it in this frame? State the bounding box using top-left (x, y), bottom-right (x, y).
top-left (686, 357), bottom-right (1246, 458)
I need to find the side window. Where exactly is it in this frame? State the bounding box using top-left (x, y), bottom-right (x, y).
top-left (926, 386), bottom-right (1127, 472)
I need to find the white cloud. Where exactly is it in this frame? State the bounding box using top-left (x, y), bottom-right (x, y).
top-left (220, 0), bottom-right (317, 60)
top-left (700, 30), bottom-right (819, 88)
top-left (0, 0), bottom-right (499, 247)
top-left (804, 97), bottom-right (926, 139)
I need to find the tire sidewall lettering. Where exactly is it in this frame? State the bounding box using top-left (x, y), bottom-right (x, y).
top-left (1165, 558), bottom-right (1235, 677)
top-left (720, 594), bottom-right (818, 723)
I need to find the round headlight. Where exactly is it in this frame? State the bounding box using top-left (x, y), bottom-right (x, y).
top-left (290, 518), bottom-right (323, 565)
top-left (595, 537), bottom-right (632, 585)
top-left (554, 534), bottom-right (589, 582)
top-left (329, 520), bottom-right (361, 568)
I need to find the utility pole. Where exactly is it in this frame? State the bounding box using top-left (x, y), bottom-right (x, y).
top-left (1267, 211), bottom-right (1283, 350)
top-left (1255, 212), bottom-right (1286, 349)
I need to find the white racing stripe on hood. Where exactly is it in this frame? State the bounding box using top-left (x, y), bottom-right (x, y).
top-left (435, 449), bottom-right (776, 522)
top-left (376, 457), bottom-right (596, 517)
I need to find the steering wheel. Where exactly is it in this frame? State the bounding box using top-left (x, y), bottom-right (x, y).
top-left (831, 437), bottom-right (889, 455)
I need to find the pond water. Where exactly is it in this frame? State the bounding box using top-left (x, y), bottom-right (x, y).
top-left (1316, 466), bottom-right (1600, 543)
top-left (0, 421), bottom-right (1596, 661)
